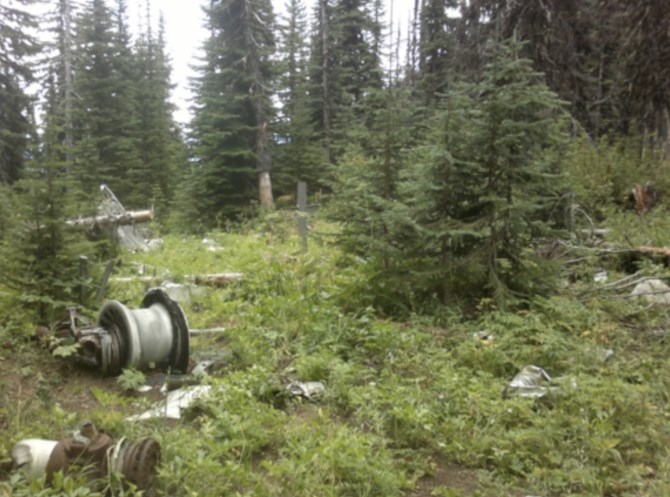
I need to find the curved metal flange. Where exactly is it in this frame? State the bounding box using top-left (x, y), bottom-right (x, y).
top-left (121, 437), bottom-right (160, 491)
top-left (142, 288), bottom-right (190, 373)
top-left (98, 301), bottom-right (142, 371)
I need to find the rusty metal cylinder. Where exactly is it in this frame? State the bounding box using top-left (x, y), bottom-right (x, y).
top-left (11, 434), bottom-right (160, 491)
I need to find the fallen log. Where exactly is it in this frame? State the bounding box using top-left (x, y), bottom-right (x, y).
top-left (192, 273), bottom-right (244, 286)
top-left (637, 246), bottom-right (670, 257)
top-left (560, 241), bottom-right (670, 258)
top-left (66, 209), bottom-right (154, 229)
top-left (190, 327), bottom-right (226, 335)
top-left (111, 272), bottom-right (243, 286)
top-left (110, 276), bottom-right (163, 283)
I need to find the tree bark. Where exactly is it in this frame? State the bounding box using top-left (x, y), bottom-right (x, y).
top-left (243, 0), bottom-right (274, 208)
top-left (62, 0), bottom-right (74, 167)
top-left (320, 0), bottom-right (331, 162)
top-left (66, 209), bottom-right (153, 228)
top-left (258, 165), bottom-right (273, 208)
top-left (111, 272), bottom-right (243, 286)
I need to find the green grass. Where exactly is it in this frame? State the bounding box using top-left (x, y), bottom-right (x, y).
top-left (2, 210), bottom-right (670, 496)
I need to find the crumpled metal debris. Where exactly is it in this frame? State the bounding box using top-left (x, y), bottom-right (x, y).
top-left (146, 238), bottom-right (164, 251)
top-left (286, 381), bottom-right (325, 400)
top-left (159, 360), bottom-right (216, 391)
top-left (631, 278), bottom-right (670, 305)
top-left (192, 360), bottom-right (216, 376)
top-left (161, 281), bottom-right (207, 305)
top-left (473, 330), bottom-right (494, 342)
top-left (600, 348), bottom-right (614, 362)
top-left (503, 365), bottom-right (554, 399)
top-left (99, 184), bottom-right (149, 251)
top-left (128, 385), bottom-right (212, 420)
top-left (202, 238), bottom-right (223, 252)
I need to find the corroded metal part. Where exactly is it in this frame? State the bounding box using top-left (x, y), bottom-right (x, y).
top-left (10, 426), bottom-right (160, 492)
top-left (121, 437), bottom-right (161, 490)
top-left (67, 289), bottom-right (190, 375)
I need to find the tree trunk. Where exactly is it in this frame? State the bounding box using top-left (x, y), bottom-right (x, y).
top-left (320, 0), bottom-right (331, 162)
top-left (258, 171), bottom-right (273, 209)
top-left (243, 0), bottom-right (274, 208)
top-left (660, 105), bottom-right (670, 160)
top-left (66, 209), bottom-right (154, 228)
top-left (62, 0), bottom-right (74, 167)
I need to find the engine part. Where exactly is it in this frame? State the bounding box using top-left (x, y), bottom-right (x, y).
top-left (10, 424), bottom-right (160, 492)
top-left (75, 288), bottom-right (189, 375)
top-left (10, 439), bottom-right (58, 479)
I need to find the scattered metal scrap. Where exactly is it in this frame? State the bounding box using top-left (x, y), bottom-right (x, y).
top-left (473, 330), bottom-right (494, 342)
top-left (64, 185), bottom-right (157, 251)
top-left (128, 385), bottom-right (212, 421)
top-left (631, 278), bottom-right (670, 305)
top-left (62, 288), bottom-right (190, 376)
top-left (503, 365), bottom-right (554, 399)
top-left (202, 238), bottom-right (224, 252)
top-left (287, 381), bottom-right (326, 400)
top-left (10, 421), bottom-right (159, 492)
top-left (599, 348), bottom-right (615, 362)
top-left (160, 281), bottom-right (207, 305)
top-left (163, 361), bottom-right (218, 390)
top-left (125, 361), bottom-right (217, 420)
top-left (98, 184), bottom-right (154, 251)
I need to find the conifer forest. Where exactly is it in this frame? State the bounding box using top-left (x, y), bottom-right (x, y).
top-left (2, 0), bottom-right (670, 496)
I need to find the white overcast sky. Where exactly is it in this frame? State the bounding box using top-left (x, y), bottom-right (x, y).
top-left (127, 0), bottom-right (415, 125)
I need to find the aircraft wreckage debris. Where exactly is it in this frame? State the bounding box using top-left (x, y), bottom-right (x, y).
top-left (9, 421), bottom-right (160, 492)
top-left (56, 288), bottom-right (190, 376)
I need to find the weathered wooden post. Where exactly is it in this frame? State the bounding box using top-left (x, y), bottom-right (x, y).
top-left (79, 256), bottom-right (89, 304)
top-left (297, 182), bottom-right (308, 252)
top-left (95, 259), bottom-right (116, 305)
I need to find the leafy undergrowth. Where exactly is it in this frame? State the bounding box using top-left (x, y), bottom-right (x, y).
top-left (2, 210), bottom-right (670, 496)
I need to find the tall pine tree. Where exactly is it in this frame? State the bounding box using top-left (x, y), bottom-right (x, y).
top-left (0, 0), bottom-right (40, 184)
top-left (133, 10), bottom-right (185, 220)
top-left (417, 0), bottom-right (458, 101)
top-left (189, 0), bottom-right (276, 222)
top-left (309, 0), bottom-right (383, 162)
top-left (72, 0), bottom-right (142, 204)
top-left (404, 37), bottom-right (568, 304)
top-left (274, 0), bottom-right (327, 193)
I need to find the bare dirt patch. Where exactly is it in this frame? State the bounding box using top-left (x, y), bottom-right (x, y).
top-left (0, 342), bottom-right (166, 428)
top-left (410, 456), bottom-right (480, 497)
